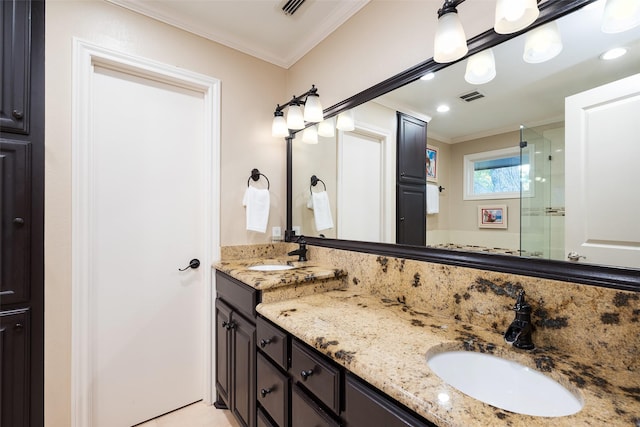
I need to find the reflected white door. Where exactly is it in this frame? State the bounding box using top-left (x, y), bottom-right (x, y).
top-left (565, 73), bottom-right (640, 268)
top-left (89, 65), bottom-right (206, 426)
top-left (338, 130), bottom-right (390, 242)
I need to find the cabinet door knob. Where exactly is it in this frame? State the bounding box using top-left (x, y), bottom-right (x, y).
top-left (15, 323), bottom-right (24, 331)
top-left (12, 110), bottom-right (24, 120)
top-left (13, 217), bottom-right (25, 226)
top-left (300, 369), bottom-right (314, 380)
top-left (222, 320), bottom-right (235, 330)
top-left (259, 338), bottom-right (272, 348)
top-left (260, 388), bottom-right (272, 398)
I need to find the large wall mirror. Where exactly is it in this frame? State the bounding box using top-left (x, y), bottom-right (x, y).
top-left (287, 0), bottom-right (639, 290)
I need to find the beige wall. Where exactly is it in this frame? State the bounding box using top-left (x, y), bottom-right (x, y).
top-left (45, 1), bottom-right (286, 424)
top-left (45, 0), bottom-right (501, 424)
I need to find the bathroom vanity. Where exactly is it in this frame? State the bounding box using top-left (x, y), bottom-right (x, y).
top-left (214, 246), bottom-right (639, 427)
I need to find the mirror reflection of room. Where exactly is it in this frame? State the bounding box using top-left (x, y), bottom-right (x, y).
top-left (291, 0), bottom-right (640, 269)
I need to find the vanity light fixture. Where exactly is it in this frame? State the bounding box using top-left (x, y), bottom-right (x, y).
top-left (464, 48), bottom-right (496, 84)
top-left (271, 85), bottom-right (324, 137)
top-left (522, 21), bottom-right (563, 63)
top-left (434, 0), bottom-right (540, 64)
top-left (601, 0), bottom-right (640, 33)
top-left (336, 110), bottom-right (355, 131)
top-left (302, 125), bottom-right (319, 144)
top-left (317, 117), bottom-right (336, 137)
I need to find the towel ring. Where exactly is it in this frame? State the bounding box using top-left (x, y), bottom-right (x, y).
top-left (310, 175), bottom-right (326, 194)
top-left (248, 168), bottom-right (270, 189)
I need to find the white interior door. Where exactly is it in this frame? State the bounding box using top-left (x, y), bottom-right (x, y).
top-left (565, 73), bottom-right (640, 268)
top-left (337, 130), bottom-right (390, 242)
top-left (73, 45), bottom-right (219, 426)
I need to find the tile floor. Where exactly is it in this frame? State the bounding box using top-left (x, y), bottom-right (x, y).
top-left (136, 401), bottom-right (239, 427)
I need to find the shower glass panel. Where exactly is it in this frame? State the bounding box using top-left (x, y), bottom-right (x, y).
top-left (520, 124), bottom-right (565, 260)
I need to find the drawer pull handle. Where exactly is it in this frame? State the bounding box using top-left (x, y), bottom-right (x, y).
top-left (259, 338), bottom-right (272, 348)
top-left (260, 388), bottom-right (272, 398)
top-left (300, 369), bottom-right (314, 380)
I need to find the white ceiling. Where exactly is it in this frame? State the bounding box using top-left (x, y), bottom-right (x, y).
top-left (107, 0), bottom-right (370, 68)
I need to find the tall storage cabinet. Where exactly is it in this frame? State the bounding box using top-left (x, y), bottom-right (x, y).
top-left (396, 112), bottom-right (427, 245)
top-left (0, 1), bottom-right (44, 425)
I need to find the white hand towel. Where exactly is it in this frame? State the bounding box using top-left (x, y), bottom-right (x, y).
top-left (311, 191), bottom-right (334, 231)
top-left (242, 186), bottom-right (270, 233)
top-left (426, 183), bottom-right (439, 214)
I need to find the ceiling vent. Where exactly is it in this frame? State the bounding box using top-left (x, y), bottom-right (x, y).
top-left (459, 90), bottom-right (485, 102)
top-left (282, 0), bottom-right (307, 15)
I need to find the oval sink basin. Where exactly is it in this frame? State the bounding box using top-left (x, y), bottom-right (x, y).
top-left (247, 264), bottom-right (295, 272)
top-left (427, 351), bottom-right (583, 417)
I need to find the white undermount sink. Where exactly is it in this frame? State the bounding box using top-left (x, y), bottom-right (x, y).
top-left (247, 264), bottom-right (295, 272)
top-left (427, 350), bottom-right (583, 417)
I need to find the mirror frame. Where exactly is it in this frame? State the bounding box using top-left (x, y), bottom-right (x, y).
top-left (286, 0), bottom-right (639, 292)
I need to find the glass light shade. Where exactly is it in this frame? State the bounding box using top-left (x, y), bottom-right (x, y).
top-left (302, 125), bottom-right (318, 144)
top-left (336, 110), bottom-right (355, 131)
top-left (523, 22), bottom-right (563, 64)
top-left (464, 49), bottom-right (496, 84)
top-left (286, 104), bottom-right (305, 130)
top-left (601, 0), bottom-right (640, 33)
top-left (271, 114), bottom-right (288, 137)
top-left (434, 12), bottom-right (468, 63)
top-left (317, 118), bottom-right (335, 137)
top-left (494, 0), bottom-right (540, 34)
top-left (303, 94), bottom-right (324, 123)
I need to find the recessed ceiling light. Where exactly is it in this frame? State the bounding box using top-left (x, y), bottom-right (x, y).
top-left (421, 72), bottom-right (435, 81)
top-left (437, 104), bottom-right (450, 113)
top-left (600, 47), bottom-right (627, 60)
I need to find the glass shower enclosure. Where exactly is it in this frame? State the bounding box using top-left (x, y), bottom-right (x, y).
top-left (520, 124), bottom-right (565, 260)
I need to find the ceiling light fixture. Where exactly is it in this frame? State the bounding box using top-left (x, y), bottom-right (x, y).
top-left (271, 85), bottom-right (324, 138)
top-left (434, 0), bottom-right (541, 64)
top-left (437, 104), bottom-right (450, 113)
top-left (600, 46), bottom-right (627, 60)
top-left (601, 0), bottom-right (640, 33)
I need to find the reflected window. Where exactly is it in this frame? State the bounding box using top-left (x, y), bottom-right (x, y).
top-left (464, 146), bottom-right (532, 200)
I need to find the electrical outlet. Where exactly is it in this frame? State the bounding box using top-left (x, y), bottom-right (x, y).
top-left (271, 226), bottom-right (282, 241)
top-left (293, 225), bottom-right (301, 236)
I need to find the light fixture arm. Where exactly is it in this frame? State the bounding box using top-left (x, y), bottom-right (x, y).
top-left (437, 0), bottom-right (465, 18)
top-left (274, 85), bottom-right (320, 114)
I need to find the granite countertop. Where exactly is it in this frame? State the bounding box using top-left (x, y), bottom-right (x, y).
top-left (257, 289), bottom-right (639, 427)
top-left (214, 258), bottom-right (347, 290)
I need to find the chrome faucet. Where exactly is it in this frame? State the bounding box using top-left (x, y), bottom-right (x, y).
top-left (287, 236), bottom-right (308, 261)
top-left (504, 290), bottom-right (535, 350)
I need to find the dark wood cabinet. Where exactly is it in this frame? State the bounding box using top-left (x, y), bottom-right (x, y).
top-left (215, 271), bottom-right (257, 427)
top-left (0, 0), bottom-right (44, 425)
top-left (343, 373), bottom-right (436, 427)
top-left (0, 140), bottom-right (32, 305)
top-left (397, 112), bottom-right (427, 185)
top-left (0, 308), bottom-right (30, 427)
top-left (396, 112), bottom-right (427, 245)
top-left (396, 182), bottom-right (426, 246)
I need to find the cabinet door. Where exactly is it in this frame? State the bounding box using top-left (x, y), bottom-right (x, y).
top-left (215, 300), bottom-right (232, 407)
top-left (231, 311), bottom-right (256, 427)
top-left (343, 374), bottom-right (435, 427)
top-left (1, 308), bottom-right (30, 427)
top-left (397, 112), bottom-right (426, 185)
top-left (396, 183), bottom-right (426, 246)
top-left (0, 140), bottom-right (32, 305)
top-left (0, 0), bottom-right (31, 134)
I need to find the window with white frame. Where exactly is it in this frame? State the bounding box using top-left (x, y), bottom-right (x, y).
top-left (463, 146), bottom-right (532, 200)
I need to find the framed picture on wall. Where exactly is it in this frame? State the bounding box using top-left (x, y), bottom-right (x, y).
top-left (426, 147), bottom-right (438, 182)
top-left (478, 205), bottom-right (508, 229)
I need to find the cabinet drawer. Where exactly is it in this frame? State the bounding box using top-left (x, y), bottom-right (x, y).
top-left (216, 271), bottom-right (257, 319)
top-left (257, 352), bottom-right (289, 427)
top-left (292, 383), bottom-right (340, 427)
top-left (257, 406), bottom-right (277, 427)
top-left (290, 340), bottom-right (341, 414)
top-left (257, 316), bottom-right (289, 370)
